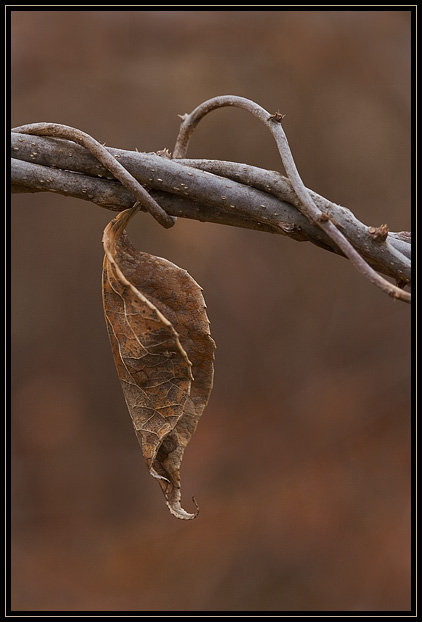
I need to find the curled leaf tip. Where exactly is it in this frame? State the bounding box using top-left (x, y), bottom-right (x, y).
top-left (167, 495), bottom-right (199, 520)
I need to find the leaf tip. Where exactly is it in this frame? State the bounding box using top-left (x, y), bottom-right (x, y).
top-left (167, 495), bottom-right (199, 520)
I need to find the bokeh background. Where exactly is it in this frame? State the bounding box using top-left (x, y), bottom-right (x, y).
top-left (10, 9), bottom-right (412, 613)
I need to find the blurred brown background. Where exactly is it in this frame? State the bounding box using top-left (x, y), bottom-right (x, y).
top-left (10, 10), bottom-right (412, 613)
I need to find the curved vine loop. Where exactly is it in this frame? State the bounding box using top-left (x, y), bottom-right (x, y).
top-left (173, 95), bottom-right (410, 303)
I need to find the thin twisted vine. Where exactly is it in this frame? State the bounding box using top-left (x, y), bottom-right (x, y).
top-left (174, 96), bottom-right (410, 303)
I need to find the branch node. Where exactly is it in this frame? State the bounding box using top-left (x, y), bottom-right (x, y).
top-left (317, 211), bottom-right (330, 223)
top-left (268, 111), bottom-right (286, 123)
top-left (368, 224), bottom-right (389, 242)
top-left (156, 148), bottom-right (172, 159)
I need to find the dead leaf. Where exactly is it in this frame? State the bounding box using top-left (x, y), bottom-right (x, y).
top-left (102, 206), bottom-right (215, 519)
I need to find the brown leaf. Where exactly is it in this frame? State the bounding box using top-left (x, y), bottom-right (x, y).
top-left (102, 206), bottom-right (215, 519)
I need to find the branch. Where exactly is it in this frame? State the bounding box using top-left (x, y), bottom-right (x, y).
top-left (174, 96), bottom-right (410, 302)
top-left (11, 104), bottom-right (411, 302)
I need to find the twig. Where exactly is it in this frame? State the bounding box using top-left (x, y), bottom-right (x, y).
top-left (174, 95), bottom-right (410, 302)
top-left (11, 123), bottom-right (176, 229)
